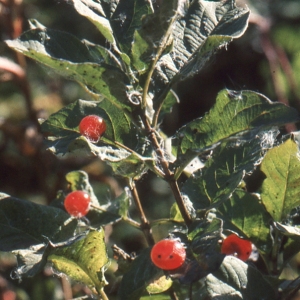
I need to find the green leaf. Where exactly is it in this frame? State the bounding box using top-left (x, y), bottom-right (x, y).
top-left (205, 256), bottom-right (276, 299)
top-left (111, 0), bottom-right (153, 54)
top-left (175, 89), bottom-right (299, 156)
top-left (177, 218), bottom-right (225, 284)
top-left (130, 0), bottom-right (181, 74)
top-left (151, 0), bottom-right (250, 91)
top-left (65, 170), bottom-right (100, 206)
top-left (218, 190), bottom-right (273, 254)
top-left (0, 193), bottom-right (77, 251)
top-left (87, 189), bottom-right (131, 226)
top-left (109, 153), bottom-right (149, 179)
top-left (145, 270), bottom-right (173, 294)
top-left (69, 0), bottom-right (115, 44)
top-left (6, 28), bottom-right (130, 107)
top-left (48, 229), bottom-right (109, 293)
top-left (118, 248), bottom-right (161, 300)
top-left (41, 99), bottom-right (139, 155)
top-left (181, 131), bottom-right (276, 209)
top-left (261, 138), bottom-right (300, 221)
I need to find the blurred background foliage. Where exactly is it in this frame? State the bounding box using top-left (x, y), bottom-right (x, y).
top-left (0, 0), bottom-right (300, 299)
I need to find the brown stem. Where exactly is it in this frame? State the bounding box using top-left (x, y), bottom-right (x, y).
top-left (142, 116), bottom-right (192, 226)
top-left (129, 180), bottom-right (155, 246)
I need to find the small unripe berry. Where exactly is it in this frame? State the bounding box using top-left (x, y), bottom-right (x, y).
top-left (64, 190), bottom-right (90, 217)
top-left (221, 234), bottom-right (252, 261)
top-left (151, 239), bottom-right (186, 270)
top-left (79, 115), bottom-right (106, 143)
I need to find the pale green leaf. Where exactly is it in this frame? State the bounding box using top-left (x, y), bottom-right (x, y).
top-left (48, 229), bottom-right (109, 292)
top-left (261, 138), bottom-right (300, 221)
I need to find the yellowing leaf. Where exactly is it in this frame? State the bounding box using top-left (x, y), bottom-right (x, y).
top-left (261, 139), bottom-right (300, 221)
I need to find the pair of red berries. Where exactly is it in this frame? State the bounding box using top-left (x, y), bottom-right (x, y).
top-left (150, 234), bottom-right (252, 271)
top-left (79, 115), bottom-right (106, 143)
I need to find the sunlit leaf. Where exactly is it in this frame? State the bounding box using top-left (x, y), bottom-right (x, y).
top-left (261, 138), bottom-right (300, 222)
top-left (218, 190), bottom-right (273, 254)
top-left (181, 131), bottom-right (276, 209)
top-left (175, 89), bottom-right (299, 158)
top-left (6, 28), bottom-right (131, 107)
top-left (48, 229), bottom-right (109, 293)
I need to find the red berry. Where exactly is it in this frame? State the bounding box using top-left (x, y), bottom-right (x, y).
top-left (79, 115), bottom-right (106, 143)
top-left (221, 234), bottom-right (252, 261)
top-left (151, 239), bottom-right (186, 270)
top-left (64, 191), bottom-right (90, 217)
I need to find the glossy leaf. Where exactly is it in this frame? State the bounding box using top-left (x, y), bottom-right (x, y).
top-left (175, 89), bottom-right (299, 157)
top-left (181, 131), bottom-right (276, 209)
top-left (118, 248), bottom-right (161, 300)
top-left (6, 28), bottom-right (130, 107)
top-left (218, 189), bottom-right (273, 254)
top-left (261, 138), bottom-right (300, 221)
top-left (48, 229), bottom-right (109, 293)
top-left (205, 256), bottom-right (276, 299)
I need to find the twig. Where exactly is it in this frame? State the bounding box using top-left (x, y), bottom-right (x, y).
top-left (128, 180), bottom-right (155, 246)
top-left (142, 115), bottom-right (192, 226)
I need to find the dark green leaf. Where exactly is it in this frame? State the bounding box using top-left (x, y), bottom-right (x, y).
top-left (181, 131), bottom-right (276, 209)
top-left (130, 0), bottom-right (181, 74)
top-left (41, 99), bottom-right (139, 155)
top-left (218, 189), bottom-right (273, 255)
top-left (118, 248), bottom-right (161, 300)
top-left (261, 138), bottom-right (300, 222)
top-left (151, 0), bottom-right (250, 91)
top-left (0, 193), bottom-right (77, 251)
top-left (48, 229), bottom-right (109, 293)
top-left (111, 0), bottom-right (153, 54)
top-left (175, 89), bottom-right (299, 157)
top-left (206, 256), bottom-right (277, 299)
